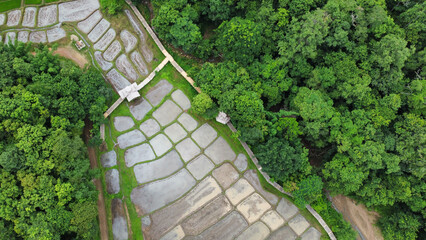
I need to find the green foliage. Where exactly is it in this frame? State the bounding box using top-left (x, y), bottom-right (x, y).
top-left (311, 195), bottom-right (357, 240)
top-left (293, 175), bottom-right (323, 207)
top-left (292, 87), bottom-right (335, 147)
top-left (287, 0), bottom-right (316, 16)
top-left (152, 1), bottom-right (206, 57)
top-left (200, 0), bottom-right (233, 21)
top-left (394, 113), bottom-right (425, 179)
top-left (219, 90), bottom-right (265, 128)
top-left (100, 0), bottom-right (123, 15)
top-left (278, 9), bottom-right (331, 65)
top-left (379, 209), bottom-right (421, 240)
top-left (169, 17), bottom-right (202, 53)
top-left (151, 0), bottom-right (426, 237)
top-left (192, 92), bottom-right (213, 115)
top-left (275, 8), bottom-right (289, 27)
top-left (70, 201), bottom-right (99, 239)
top-left (0, 0), bottom-right (21, 12)
top-left (369, 34), bottom-right (412, 94)
top-left (276, 118), bottom-right (302, 140)
top-left (0, 43), bottom-right (109, 239)
top-left (255, 137), bottom-right (311, 183)
top-left (216, 17), bottom-right (264, 63)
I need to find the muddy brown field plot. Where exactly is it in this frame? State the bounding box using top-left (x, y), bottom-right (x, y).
top-left (88, 18), bottom-right (110, 42)
top-left (103, 40), bottom-right (122, 61)
top-left (29, 30), bottom-right (46, 43)
top-left (22, 7), bottom-right (36, 27)
top-left (95, 51), bottom-right (113, 71)
top-left (7, 9), bottom-right (21, 26)
top-left (121, 29), bottom-right (137, 53)
top-left (77, 9), bottom-right (102, 33)
top-left (58, 0), bottom-right (100, 22)
top-left (38, 5), bottom-right (57, 27)
top-left (131, 51), bottom-right (149, 76)
top-left (116, 54), bottom-right (140, 81)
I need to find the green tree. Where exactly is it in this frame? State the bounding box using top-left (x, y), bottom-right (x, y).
top-left (293, 175), bottom-right (323, 207)
top-left (0, 43), bottom-right (102, 239)
top-left (292, 87), bottom-right (336, 147)
top-left (168, 17), bottom-right (202, 53)
top-left (394, 113), bottom-right (425, 178)
top-left (201, 0), bottom-right (232, 21)
top-left (369, 34), bottom-right (412, 94)
top-left (192, 92), bottom-right (213, 115)
top-left (379, 210), bottom-right (421, 240)
top-left (255, 137), bottom-right (311, 182)
top-left (216, 17), bottom-right (264, 63)
top-left (322, 153), bottom-right (368, 194)
top-left (100, 0), bottom-right (123, 15)
top-left (287, 0), bottom-right (315, 16)
top-left (278, 9), bottom-right (331, 64)
top-left (219, 89), bottom-right (265, 128)
top-left (70, 201), bottom-right (99, 239)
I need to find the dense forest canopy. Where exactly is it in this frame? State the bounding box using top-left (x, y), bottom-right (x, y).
top-left (0, 43), bottom-right (112, 239)
top-left (147, 0), bottom-right (425, 239)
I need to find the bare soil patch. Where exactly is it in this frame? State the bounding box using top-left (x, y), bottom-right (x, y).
top-left (94, 28), bottom-right (115, 51)
top-left (103, 40), bottom-right (121, 61)
top-left (332, 195), bottom-right (383, 240)
top-left (116, 54), bottom-right (139, 81)
top-left (84, 120), bottom-right (108, 240)
top-left (94, 179), bottom-right (109, 240)
top-left (54, 46), bottom-right (88, 68)
top-left (29, 31), bottom-right (47, 43)
top-left (58, 0), bottom-right (100, 22)
top-left (120, 29), bottom-right (137, 53)
top-left (95, 51), bottom-right (113, 71)
top-left (47, 27), bottom-right (66, 43)
top-left (38, 5), bottom-right (58, 27)
top-left (22, 7), bottom-right (36, 27)
top-left (7, 9), bottom-right (21, 27)
top-left (88, 18), bottom-right (110, 43)
top-left (77, 9), bottom-right (102, 34)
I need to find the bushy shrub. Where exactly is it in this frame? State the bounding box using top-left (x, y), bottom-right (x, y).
top-left (379, 209), bottom-right (421, 240)
top-left (311, 196), bottom-right (357, 240)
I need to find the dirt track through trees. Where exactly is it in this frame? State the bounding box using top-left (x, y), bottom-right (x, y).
top-left (332, 195), bottom-right (383, 240)
top-left (84, 120), bottom-right (109, 240)
top-left (94, 178), bottom-right (109, 240)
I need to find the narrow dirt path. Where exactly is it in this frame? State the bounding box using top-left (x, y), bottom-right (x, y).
top-left (84, 120), bottom-right (109, 240)
top-left (332, 195), bottom-right (383, 240)
top-left (94, 177), bottom-right (109, 240)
